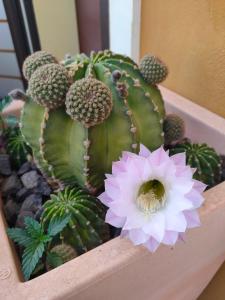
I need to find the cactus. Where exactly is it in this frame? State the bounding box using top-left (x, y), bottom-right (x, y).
top-left (21, 50), bottom-right (165, 191)
top-left (41, 187), bottom-right (109, 254)
top-left (66, 78), bottom-right (113, 127)
top-left (163, 114), bottom-right (185, 145)
top-left (139, 54), bottom-right (168, 85)
top-left (23, 51), bottom-right (57, 80)
top-left (169, 142), bottom-right (222, 187)
top-left (46, 243), bottom-right (78, 270)
top-left (28, 63), bottom-right (70, 109)
top-left (5, 127), bottom-right (32, 168)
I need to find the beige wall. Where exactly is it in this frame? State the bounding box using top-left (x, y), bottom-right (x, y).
top-left (33, 0), bottom-right (79, 60)
top-left (141, 0), bottom-right (225, 118)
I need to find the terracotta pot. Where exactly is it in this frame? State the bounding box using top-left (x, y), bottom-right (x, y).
top-left (0, 87), bottom-right (225, 300)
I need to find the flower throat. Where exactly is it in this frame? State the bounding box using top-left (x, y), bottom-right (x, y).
top-left (136, 179), bottom-right (166, 213)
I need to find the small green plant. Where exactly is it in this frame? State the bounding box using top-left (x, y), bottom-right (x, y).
top-left (0, 95), bottom-right (13, 112)
top-left (41, 186), bottom-right (109, 254)
top-left (7, 215), bottom-right (70, 280)
top-left (46, 243), bottom-right (77, 271)
top-left (5, 127), bottom-right (32, 168)
top-left (169, 142), bottom-right (222, 187)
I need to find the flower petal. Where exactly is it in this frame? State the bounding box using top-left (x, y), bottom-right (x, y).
top-left (144, 237), bottom-right (160, 252)
top-left (165, 212), bottom-right (187, 232)
top-left (105, 210), bottom-right (126, 227)
top-left (128, 228), bottom-right (149, 245)
top-left (98, 191), bottom-right (112, 206)
top-left (170, 152), bottom-right (186, 166)
top-left (143, 212), bottom-right (165, 242)
top-left (184, 210), bottom-right (201, 228)
top-left (139, 144), bottom-right (151, 158)
top-left (162, 231), bottom-right (179, 245)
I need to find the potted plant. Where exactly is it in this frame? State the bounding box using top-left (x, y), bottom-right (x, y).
top-left (0, 50), bottom-right (225, 300)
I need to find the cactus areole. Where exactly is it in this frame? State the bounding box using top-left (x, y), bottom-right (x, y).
top-left (21, 50), bottom-right (166, 192)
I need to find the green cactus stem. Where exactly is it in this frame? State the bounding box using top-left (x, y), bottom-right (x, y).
top-left (21, 50), bottom-right (165, 191)
top-left (139, 54), bottom-right (168, 85)
top-left (169, 142), bottom-right (222, 187)
top-left (163, 114), bottom-right (185, 145)
top-left (23, 50), bottom-right (57, 80)
top-left (41, 187), bottom-right (109, 254)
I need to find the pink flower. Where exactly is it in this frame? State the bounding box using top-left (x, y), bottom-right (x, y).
top-left (99, 145), bottom-right (206, 252)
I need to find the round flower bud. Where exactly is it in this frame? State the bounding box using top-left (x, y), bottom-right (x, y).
top-left (28, 63), bottom-right (70, 109)
top-left (139, 54), bottom-right (168, 85)
top-left (66, 78), bottom-right (113, 127)
top-left (23, 51), bottom-right (57, 80)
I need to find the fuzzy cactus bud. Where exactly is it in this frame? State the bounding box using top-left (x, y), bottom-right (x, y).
top-left (28, 63), bottom-right (70, 109)
top-left (65, 78), bottom-right (113, 127)
top-left (139, 54), bottom-right (168, 85)
top-left (163, 114), bottom-right (185, 145)
top-left (22, 51), bottom-right (57, 80)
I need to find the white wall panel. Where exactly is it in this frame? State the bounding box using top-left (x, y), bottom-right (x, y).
top-left (0, 0), bottom-right (6, 19)
top-left (0, 78), bottom-right (23, 98)
top-left (0, 23), bottom-right (14, 49)
top-left (0, 53), bottom-right (21, 76)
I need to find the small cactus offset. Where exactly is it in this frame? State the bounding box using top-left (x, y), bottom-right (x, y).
top-left (163, 114), bottom-right (185, 145)
top-left (169, 142), bottom-right (222, 187)
top-left (21, 50), bottom-right (166, 191)
top-left (27, 63), bottom-right (70, 109)
top-left (139, 54), bottom-right (168, 85)
top-left (23, 50), bottom-right (57, 80)
top-left (66, 78), bottom-right (113, 127)
top-left (41, 187), bottom-right (109, 254)
top-left (46, 243), bottom-right (78, 270)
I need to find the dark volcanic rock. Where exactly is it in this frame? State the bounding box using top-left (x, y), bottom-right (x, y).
top-left (20, 194), bottom-right (42, 213)
top-left (4, 198), bottom-right (21, 223)
top-left (15, 187), bottom-right (32, 203)
top-left (0, 154), bottom-right (12, 176)
top-left (21, 170), bottom-right (40, 189)
top-left (35, 207), bottom-right (44, 221)
top-left (35, 178), bottom-right (51, 196)
top-left (17, 162), bottom-right (32, 176)
top-left (16, 210), bottom-right (35, 228)
top-left (2, 173), bottom-right (22, 196)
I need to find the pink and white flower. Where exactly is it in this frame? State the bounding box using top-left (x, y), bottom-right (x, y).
top-left (98, 145), bottom-right (206, 252)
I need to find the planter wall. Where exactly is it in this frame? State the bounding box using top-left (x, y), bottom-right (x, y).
top-left (0, 87), bottom-right (225, 300)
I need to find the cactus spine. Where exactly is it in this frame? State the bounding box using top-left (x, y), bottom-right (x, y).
top-left (21, 50), bottom-right (165, 191)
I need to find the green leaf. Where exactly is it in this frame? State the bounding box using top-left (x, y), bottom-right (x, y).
top-left (22, 241), bottom-right (45, 281)
top-left (4, 115), bottom-right (19, 128)
top-left (24, 217), bottom-right (43, 238)
top-left (0, 96), bottom-right (12, 112)
top-left (47, 214), bottom-right (71, 237)
top-left (46, 251), bottom-right (64, 269)
top-left (7, 228), bottom-right (32, 247)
